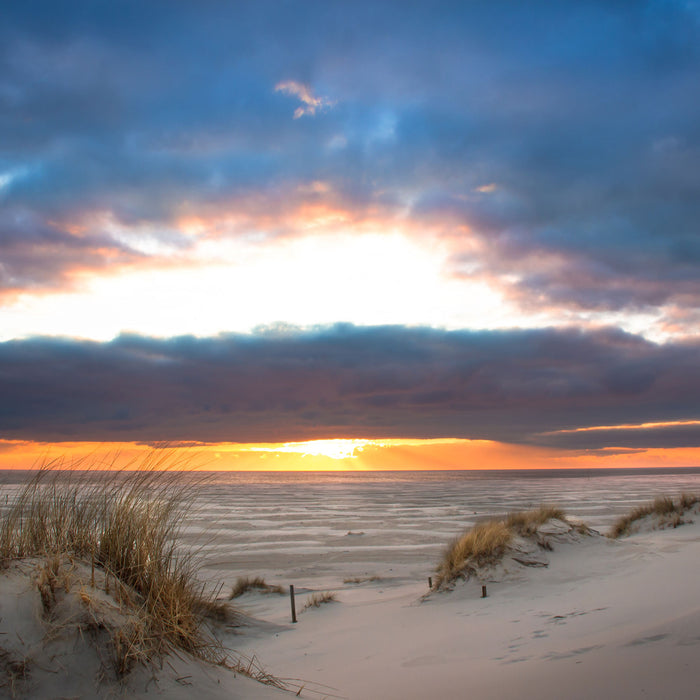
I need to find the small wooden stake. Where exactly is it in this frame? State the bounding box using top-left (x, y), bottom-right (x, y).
top-left (289, 585), bottom-right (297, 623)
top-left (481, 585), bottom-right (487, 598)
top-left (428, 577), bottom-right (432, 589)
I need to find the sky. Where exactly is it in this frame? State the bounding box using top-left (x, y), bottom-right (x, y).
top-left (1, 0), bottom-right (700, 470)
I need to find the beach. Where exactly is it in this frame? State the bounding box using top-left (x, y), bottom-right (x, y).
top-left (232, 518), bottom-right (700, 699)
top-left (2, 468), bottom-right (699, 698)
top-left (5, 1), bottom-right (700, 697)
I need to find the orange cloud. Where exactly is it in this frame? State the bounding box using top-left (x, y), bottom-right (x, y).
top-left (275, 80), bottom-right (336, 118)
top-left (544, 419), bottom-right (700, 435)
top-left (173, 189), bottom-right (407, 242)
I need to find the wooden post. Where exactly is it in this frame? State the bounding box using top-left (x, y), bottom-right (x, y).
top-left (428, 577), bottom-right (432, 589)
top-left (289, 585), bottom-right (297, 623)
top-left (481, 585), bottom-right (487, 598)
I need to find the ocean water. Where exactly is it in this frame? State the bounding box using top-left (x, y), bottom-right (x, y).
top-left (3, 468), bottom-right (700, 589)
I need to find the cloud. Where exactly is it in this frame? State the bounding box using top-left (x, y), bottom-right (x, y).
top-left (1, 325), bottom-right (699, 449)
top-left (538, 423), bottom-right (700, 450)
top-left (275, 80), bottom-right (335, 118)
top-left (1, 0), bottom-right (700, 336)
top-left (0, 206), bottom-right (139, 296)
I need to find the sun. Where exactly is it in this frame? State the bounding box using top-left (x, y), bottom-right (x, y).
top-left (276, 439), bottom-right (373, 460)
top-left (199, 438), bottom-right (383, 469)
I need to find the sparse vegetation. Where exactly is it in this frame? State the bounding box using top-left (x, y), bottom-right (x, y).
top-left (225, 652), bottom-right (297, 692)
top-left (302, 591), bottom-right (337, 610)
top-left (505, 505), bottom-right (567, 536)
top-left (0, 645), bottom-right (29, 698)
top-left (229, 576), bottom-right (284, 599)
top-left (434, 505), bottom-right (571, 589)
top-left (343, 575), bottom-right (382, 584)
top-left (436, 520), bottom-right (512, 589)
top-left (0, 458), bottom-right (233, 676)
top-left (679, 492), bottom-right (700, 511)
top-left (608, 494), bottom-right (700, 538)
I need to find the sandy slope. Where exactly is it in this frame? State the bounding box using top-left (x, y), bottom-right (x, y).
top-left (2, 516), bottom-right (698, 699)
top-left (229, 517), bottom-right (700, 699)
top-left (0, 558), bottom-right (287, 699)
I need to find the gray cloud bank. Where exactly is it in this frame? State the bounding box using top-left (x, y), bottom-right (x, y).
top-left (1, 325), bottom-right (699, 450)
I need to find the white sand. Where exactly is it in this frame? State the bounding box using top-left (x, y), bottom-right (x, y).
top-left (0, 557), bottom-right (288, 699)
top-left (228, 516), bottom-right (700, 699)
top-left (2, 498), bottom-right (699, 698)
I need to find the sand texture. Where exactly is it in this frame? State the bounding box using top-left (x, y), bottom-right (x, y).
top-left (2, 472), bottom-right (699, 699)
top-left (0, 557), bottom-right (288, 699)
top-left (229, 513), bottom-right (700, 699)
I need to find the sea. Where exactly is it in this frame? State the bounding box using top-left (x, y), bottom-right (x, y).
top-left (2, 467), bottom-right (700, 589)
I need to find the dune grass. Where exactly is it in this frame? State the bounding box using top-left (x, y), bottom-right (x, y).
top-left (343, 575), bottom-right (382, 584)
top-left (434, 505), bottom-right (568, 589)
top-left (229, 575), bottom-right (284, 599)
top-left (0, 457), bottom-right (231, 674)
top-left (608, 493), bottom-right (700, 538)
top-left (505, 505), bottom-right (567, 536)
top-left (302, 591), bottom-right (337, 611)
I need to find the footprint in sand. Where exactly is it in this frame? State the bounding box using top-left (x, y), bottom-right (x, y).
top-left (542, 644), bottom-right (604, 661)
top-left (624, 633), bottom-right (669, 647)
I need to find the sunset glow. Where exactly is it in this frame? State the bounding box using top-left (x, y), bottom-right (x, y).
top-left (2, 438), bottom-right (700, 474)
top-left (245, 439), bottom-right (375, 460)
top-left (0, 229), bottom-right (526, 342)
top-left (545, 420), bottom-right (700, 435)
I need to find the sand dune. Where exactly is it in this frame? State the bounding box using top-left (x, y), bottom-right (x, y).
top-left (0, 558), bottom-right (289, 699)
top-left (2, 483), bottom-right (699, 699)
top-left (229, 512), bottom-right (700, 699)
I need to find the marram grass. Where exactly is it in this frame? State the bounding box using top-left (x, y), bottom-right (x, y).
top-left (302, 591), bottom-right (337, 611)
top-left (230, 575), bottom-right (284, 598)
top-left (0, 456), bottom-right (229, 672)
top-left (608, 493), bottom-right (699, 538)
top-left (434, 505), bottom-right (568, 589)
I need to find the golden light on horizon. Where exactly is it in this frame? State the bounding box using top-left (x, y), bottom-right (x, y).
top-left (1, 437), bottom-right (699, 472)
top-left (545, 419), bottom-right (700, 434)
top-left (248, 438), bottom-right (374, 460)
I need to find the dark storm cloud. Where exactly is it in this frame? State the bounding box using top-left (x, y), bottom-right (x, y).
top-left (2, 1), bottom-right (700, 315)
top-left (537, 424), bottom-right (700, 450)
top-left (1, 325), bottom-right (699, 448)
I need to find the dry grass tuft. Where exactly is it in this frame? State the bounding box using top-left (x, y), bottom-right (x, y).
top-left (505, 505), bottom-right (567, 536)
top-left (435, 520), bottom-right (512, 589)
top-left (0, 646), bottom-right (29, 698)
top-left (195, 597), bottom-right (238, 624)
top-left (229, 576), bottom-right (284, 599)
top-left (608, 493), bottom-right (700, 538)
top-left (343, 575), bottom-right (382, 584)
top-left (0, 455), bottom-right (230, 675)
top-left (434, 505), bottom-right (569, 589)
top-left (302, 591), bottom-right (337, 611)
top-left (679, 492), bottom-right (700, 510)
top-left (224, 652), bottom-right (321, 695)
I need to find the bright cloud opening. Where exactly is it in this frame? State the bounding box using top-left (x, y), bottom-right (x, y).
top-left (242, 439), bottom-right (374, 460)
top-left (0, 228), bottom-right (523, 341)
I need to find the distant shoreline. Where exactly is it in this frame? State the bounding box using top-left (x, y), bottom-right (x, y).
top-left (0, 466), bottom-right (700, 477)
top-left (2, 465), bottom-right (700, 481)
